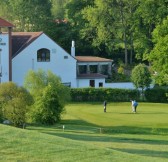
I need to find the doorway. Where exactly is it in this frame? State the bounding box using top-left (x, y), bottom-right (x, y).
top-left (90, 80), bottom-right (95, 87)
top-left (99, 82), bottom-right (103, 87)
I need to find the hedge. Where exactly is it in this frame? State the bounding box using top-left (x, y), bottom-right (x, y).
top-left (145, 88), bottom-right (168, 103)
top-left (70, 88), bottom-right (140, 102)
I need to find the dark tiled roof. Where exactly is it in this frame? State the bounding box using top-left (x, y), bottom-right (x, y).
top-left (77, 73), bottom-right (108, 79)
top-left (0, 18), bottom-right (14, 27)
top-left (12, 32), bottom-right (43, 57)
top-left (75, 56), bottom-right (113, 62)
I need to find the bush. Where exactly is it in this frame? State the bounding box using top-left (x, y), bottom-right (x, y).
top-left (30, 85), bottom-right (65, 124)
top-left (145, 88), bottom-right (168, 103)
top-left (0, 82), bottom-right (33, 127)
top-left (70, 88), bottom-right (140, 102)
top-left (118, 66), bottom-right (124, 74)
top-left (24, 69), bottom-right (71, 124)
top-left (0, 106), bottom-right (3, 123)
top-left (131, 64), bottom-right (152, 92)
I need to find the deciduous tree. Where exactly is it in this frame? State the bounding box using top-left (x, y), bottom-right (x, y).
top-left (134, 0), bottom-right (168, 60)
top-left (24, 69), bottom-right (71, 124)
top-left (0, 0), bottom-right (53, 33)
top-left (148, 17), bottom-right (168, 85)
top-left (51, 0), bottom-right (69, 19)
top-left (131, 64), bottom-right (152, 97)
top-left (82, 0), bottom-right (139, 64)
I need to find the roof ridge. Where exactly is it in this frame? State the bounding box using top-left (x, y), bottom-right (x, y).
top-left (75, 56), bottom-right (113, 62)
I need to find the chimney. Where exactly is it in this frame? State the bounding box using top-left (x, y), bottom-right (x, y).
top-left (71, 40), bottom-right (75, 57)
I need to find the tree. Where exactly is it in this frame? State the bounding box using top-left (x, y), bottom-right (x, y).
top-left (0, 104), bottom-right (3, 123)
top-left (0, 1), bottom-right (9, 19)
top-left (0, 0), bottom-right (53, 33)
top-left (30, 85), bottom-right (65, 124)
top-left (131, 64), bottom-right (152, 97)
top-left (24, 69), bottom-right (71, 124)
top-left (134, 0), bottom-right (168, 60)
top-left (0, 82), bottom-right (33, 127)
top-left (65, 0), bottom-right (96, 56)
top-left (51, 0), bottom-right (69, 19)
top-left (82, 0), bottom-right (139, 64)
top-left (148, 17), bottom-right (168, 86)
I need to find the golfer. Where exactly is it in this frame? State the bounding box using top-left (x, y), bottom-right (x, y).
top-left (103, 101), bottom-right (107, 112)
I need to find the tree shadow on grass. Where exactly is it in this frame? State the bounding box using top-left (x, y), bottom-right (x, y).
top-left (43, 131), bottom-right (168, 146)
top-left (27, 119), bottom-right (100, 136)
top-left (61, 119), bottom-right (168, 135)
top-left (103, 126), bottom-right (168, 135)
top-left (110, 148), bottom-right (168, 159)
top-left (27, 119), bottom-right (168, 149)
top-left (120, 112), bottom-right (168, 114)
top-left (27, 118), bottom-right (168, 160)
top-left (27, 119), bottom-right (168, 136)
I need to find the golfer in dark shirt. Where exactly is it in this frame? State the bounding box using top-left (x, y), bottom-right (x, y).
top-left (104, 101), bottom-right (107, 112)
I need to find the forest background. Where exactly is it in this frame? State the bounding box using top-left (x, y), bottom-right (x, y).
top-left (0, 0), bottom-right (167, 85)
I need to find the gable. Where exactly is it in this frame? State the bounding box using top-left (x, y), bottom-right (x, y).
top-left (11, 32), bottom-right (75, 61)
top-left (12, 32), bottom-right (43, 57)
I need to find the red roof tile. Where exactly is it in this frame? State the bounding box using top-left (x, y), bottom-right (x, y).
top-left (75, 56), bottom-right (113, 62)
top-left (12, 32), bottom-right (43, 57)
top-left (0, 18), bottom-right (14, 27)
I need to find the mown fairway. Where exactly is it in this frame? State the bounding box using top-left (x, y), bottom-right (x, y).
top-left (0, 102), bottom-right (168, 162)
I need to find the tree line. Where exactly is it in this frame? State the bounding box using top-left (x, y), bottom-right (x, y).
top-left (0, 0), bottom-right (167, 85)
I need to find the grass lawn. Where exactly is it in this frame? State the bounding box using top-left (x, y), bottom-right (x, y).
top-left (0, 102), bottom-right (168, 162)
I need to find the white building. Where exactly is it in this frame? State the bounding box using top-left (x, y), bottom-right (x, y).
top-left (0, 18), bottom-right (113, 88)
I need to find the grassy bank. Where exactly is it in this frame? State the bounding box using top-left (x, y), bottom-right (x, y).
top-left (0, 102), bottom-right (168, 162)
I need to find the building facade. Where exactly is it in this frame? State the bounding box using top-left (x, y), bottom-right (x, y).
top-left (0, 18), bottom-right (113, 88)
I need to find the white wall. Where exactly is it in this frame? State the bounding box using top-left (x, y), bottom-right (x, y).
top-left (77, 78), bottom-right (105, 88)
top-left (12, 33), bottom-right (77, 87)
top-left (104, 82), bottom-right (154, 89)
top-left (77, 80), bottom-right (136, 89)
top-left (0, 34), bottom-right (9, 82)
top-left (104, 82), bottom-right (135, 89)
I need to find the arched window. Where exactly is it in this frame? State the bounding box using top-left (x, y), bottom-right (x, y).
top-left (37, 48), bottom-right (50, 62)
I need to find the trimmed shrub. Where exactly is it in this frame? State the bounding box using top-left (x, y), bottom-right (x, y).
top-left (70, 88), bottom-right (140, 102)
top-left (145, 88), bottom-right (168, 103)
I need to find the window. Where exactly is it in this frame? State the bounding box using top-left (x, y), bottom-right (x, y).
top-left (37, 48), bottom-right (50, 62)
top-left (79, 65), bottom-right (87, 74)
top-left (99, 82), bottom-right (103, 87)
top-left (90, 80), bottom-right (95, 87)
top-left (101, 65), bottom-right (108, 75)
top-left (90, 65), bottom-right (98, 73)
top-left (62, 82), bottom-right (71, 87)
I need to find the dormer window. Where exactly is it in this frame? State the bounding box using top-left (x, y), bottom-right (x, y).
top-left (37, 48), bottom-right (50, 62)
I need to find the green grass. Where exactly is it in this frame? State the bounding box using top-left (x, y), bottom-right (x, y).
top-left (0, 102), bottom-right (168, 162)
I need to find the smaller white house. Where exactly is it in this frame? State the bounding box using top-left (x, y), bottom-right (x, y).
top-left (0, 18), bottom-right (114, 88)
top-left (76, 55), bottom-right (112, 87)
